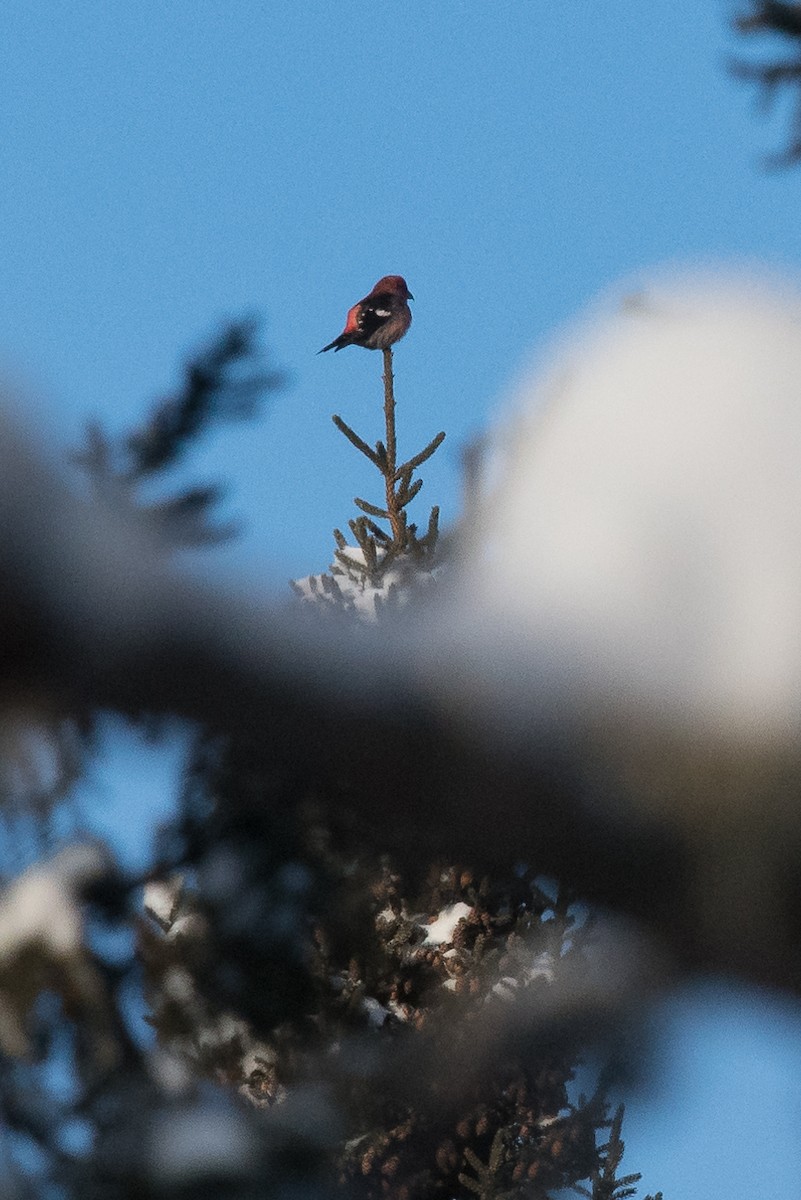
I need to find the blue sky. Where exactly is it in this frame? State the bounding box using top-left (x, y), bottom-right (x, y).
top-left (4, 2), bottom-right (801, 1195)
top-left (4, 1), bottom-right (801, 587)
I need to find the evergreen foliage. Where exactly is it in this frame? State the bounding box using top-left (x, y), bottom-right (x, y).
top-left (0, 323), bottom-right (663, 1198)
top-left (282, 345), bottom-right (659, 1197)
top-left (732, 3), bottom-right (801, 163)
top-left (332, 348), bottom-right (444, 566)
top-left (293, 348), bottom-right (444, 617)
top-left (73, 319), bottom-right (283, 546)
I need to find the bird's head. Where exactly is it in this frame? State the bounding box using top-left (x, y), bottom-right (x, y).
top-left (374, 275), bottom-right (413, 300)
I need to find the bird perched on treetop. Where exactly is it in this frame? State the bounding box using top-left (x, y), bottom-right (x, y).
top-left (319, 275), bottom-right (413, 353)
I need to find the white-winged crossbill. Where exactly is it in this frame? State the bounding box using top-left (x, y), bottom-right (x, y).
top-left (319, 275), bottom-right (413, 353)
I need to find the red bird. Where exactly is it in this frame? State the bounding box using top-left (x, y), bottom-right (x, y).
top-left (319, 275), bottom-right (413, 353)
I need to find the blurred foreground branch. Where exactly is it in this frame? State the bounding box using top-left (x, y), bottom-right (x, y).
top-left (733, 2), bottom-right (801, 163)
top-left (0, 394), bottom-right (791, 999)
top-left (73, 319), bottom-right (284, 546)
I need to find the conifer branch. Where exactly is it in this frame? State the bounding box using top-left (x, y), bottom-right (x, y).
top-left (361, 518), bottom-right (390, 542)
top-left (331, 415), bottom-right (382, 467)
top-left (732, 2), bottom-right (801, 163)
top-left (326, 342), bottom-right (445, 597)
top-left (397, 477), bottom-right (423, 508)
top-left (74, 319), bottom-right (280, 547)
top-left (394, 430), bottom-right (446, 482)
top-left (354, 496), bottom-right (390, 519)
top-left (382, 348), bottom-right (405, 545)
top-left (575, 1104), bottom-right (644, 1200)
top-left (424, 506), bottom-right (440, 544)
top-left (458, 1129), bottom-right (507, 1199)
top-left (335, 550), bottom-right (373, 576)
top-left (382, 349), bottom-right (397, 474)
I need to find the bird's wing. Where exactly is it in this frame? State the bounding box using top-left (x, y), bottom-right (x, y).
top-left (350, 292), bottom-right (394, 340)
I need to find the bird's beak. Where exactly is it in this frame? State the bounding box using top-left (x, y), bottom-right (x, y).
top-left (408, 292), bottom-right (414, 301)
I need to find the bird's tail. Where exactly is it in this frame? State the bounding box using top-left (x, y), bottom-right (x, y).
top-left (318, 334), bottom-right (350, 354)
